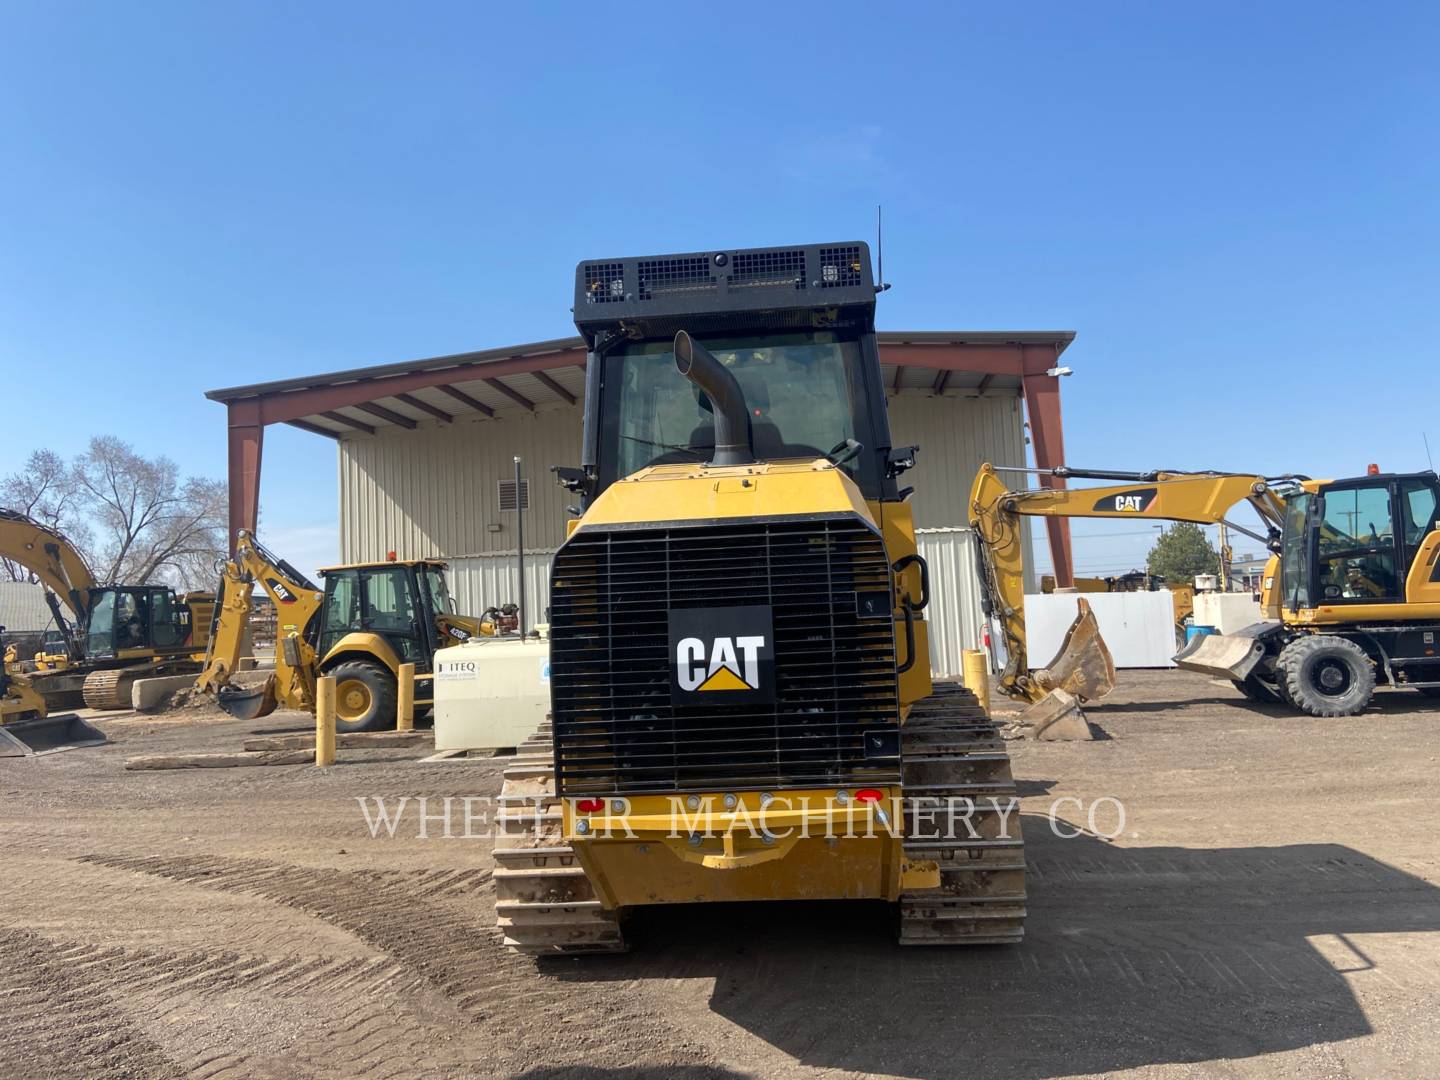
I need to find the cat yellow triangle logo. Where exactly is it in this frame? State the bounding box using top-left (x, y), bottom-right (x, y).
top-left (697, 665), bottom-right (752, 692)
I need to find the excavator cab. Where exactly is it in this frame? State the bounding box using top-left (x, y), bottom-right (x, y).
top-left (83, 586), bottom-right (195, 658)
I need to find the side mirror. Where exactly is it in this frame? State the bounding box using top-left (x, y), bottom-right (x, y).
top-left (886, 445), bottom-right (919, 478)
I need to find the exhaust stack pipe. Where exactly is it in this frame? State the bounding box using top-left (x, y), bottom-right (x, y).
top-left (673, 331), bottom-right (754, 467)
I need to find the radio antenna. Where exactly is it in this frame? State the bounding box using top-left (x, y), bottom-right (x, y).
top-left (1425, 431), bottom-right (1435, 471)
top-left (875, 205), bottom-right (891, 293)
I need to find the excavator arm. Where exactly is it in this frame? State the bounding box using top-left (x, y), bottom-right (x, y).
top-left (196, 531), bottom-right (325, 719)
top-left (969, 463), bottom-right (1291, 705)
top-left (0, 508), bottom-right (96, 660)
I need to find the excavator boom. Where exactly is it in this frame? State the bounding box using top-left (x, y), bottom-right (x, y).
top-left (969, 464), bottom-right (1291, 717)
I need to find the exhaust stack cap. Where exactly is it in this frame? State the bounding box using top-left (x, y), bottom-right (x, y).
top-left (673, 331), bottom-right (755, 468)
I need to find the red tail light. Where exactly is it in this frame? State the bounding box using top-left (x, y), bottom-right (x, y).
top-left (854, 788), bottom-right (884, 805)
top-left (575, 798), bottom-right (604, 813)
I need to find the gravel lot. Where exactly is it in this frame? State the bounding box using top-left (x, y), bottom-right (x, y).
top-left (2, 669), bottom-right (1437, 1079)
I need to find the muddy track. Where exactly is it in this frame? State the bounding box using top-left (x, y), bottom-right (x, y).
top-left (0, 928), bottom-right (186, 1080)
top-left (79, 852), bottom-right (716, 1077)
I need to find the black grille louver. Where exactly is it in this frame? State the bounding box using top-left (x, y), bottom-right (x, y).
top-left (819, 245), bottom-right (863, 289)
top-left (729, 249), bottom-right (806, 290)
top-left (550, 516), bottom-right (901, 796)
top-left (637, 256), bottom-right (716, 300)
top-left (583, 261), bottom-right (626, 304)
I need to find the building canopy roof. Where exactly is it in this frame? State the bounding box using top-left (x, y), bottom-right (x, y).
top-left (206, 330), bottom-right (1074, 439)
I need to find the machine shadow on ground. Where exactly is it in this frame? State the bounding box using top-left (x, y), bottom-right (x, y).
top-left (1082, 687), bottom-right (1440, 719)
top-left (545, 817), bottom-right (1440, 1080)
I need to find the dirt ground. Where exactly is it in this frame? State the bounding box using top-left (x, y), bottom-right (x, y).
top-left (2, 670), bottom-right (1438, 1080)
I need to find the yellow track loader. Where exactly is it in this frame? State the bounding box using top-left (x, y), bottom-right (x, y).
top-left (0, 507), bottom-right (214, 712)
top-left (491, 242), bottom-right (1025, 954)
top-left (196, 531), bottom-right (483, 731)
top-left (970, 463), bottom-right (1440, 717)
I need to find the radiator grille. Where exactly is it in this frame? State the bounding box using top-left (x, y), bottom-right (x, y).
top-left (730, 249), bottom-right (806, 290)
top-left (550, 516), bottom-right (900, 795)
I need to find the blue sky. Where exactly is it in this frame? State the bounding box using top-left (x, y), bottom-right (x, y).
top-left (2, 2), bottom-right (1436, 578)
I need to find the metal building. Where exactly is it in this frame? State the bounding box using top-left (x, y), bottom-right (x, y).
top-left (207, 329), bottom-right (1075, 675)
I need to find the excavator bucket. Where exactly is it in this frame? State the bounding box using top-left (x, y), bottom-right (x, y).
top-left (1173, 621), bottom-right (1277, 681)
top-left (0, 713), bottom-right (107, 757)
top-left (216, 676), bottom-right (280, 721)
top-left (1033, 598), bottom-right (1117, 703)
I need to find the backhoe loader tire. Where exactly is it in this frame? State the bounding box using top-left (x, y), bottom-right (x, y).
top-left (326, 660), bottom-right (398, 734)
top-left (1277, 635), bottom-right (1375, 718)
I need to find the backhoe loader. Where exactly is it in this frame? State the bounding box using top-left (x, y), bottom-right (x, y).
top-left (0, 507), bottom-right (215, 712)
top-left (196, 531), bottom-right (483, 731)
top-left (491, 242), bottom-right (1025, 954)
top-left (970, 463), bottom-right (1440, 718)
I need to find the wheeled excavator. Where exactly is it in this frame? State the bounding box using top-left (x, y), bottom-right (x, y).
top-left (0, 507), bottom-right (215, 711)
top-left (196, 531), bottom-right (483, 731)
top-left (491, 242), bottom-right (1025, 954)
top-left (970, 463), bottom-right (1440, 718)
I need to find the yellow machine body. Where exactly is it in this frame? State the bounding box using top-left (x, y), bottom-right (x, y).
top-left (559, 459), bottom-right (930, 907)
top-left (197, 531), bottom-right (483, 728)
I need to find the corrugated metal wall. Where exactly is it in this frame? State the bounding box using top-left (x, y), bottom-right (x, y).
top-left (886, 392), bottom-right (1027, 529)
top-left (338, 406), bottom-right (582, 562)
top-left (445, 549), bottom-right (557, 624)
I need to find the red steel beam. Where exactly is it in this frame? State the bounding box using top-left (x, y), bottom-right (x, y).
top-left (286, 418), bottom-right (339, 439)
top-left (485, 377), bottom-right (535, 411)
top-left (322, 411), bottom-right (376, 435)
top-left (226, 401), bottom-right (264, 548)
top-left (532, 370), bottom-right (577, 406)
top-left (435, 384), bottom-right (495, 417)
top-left (393, 392), bottom-right (453, 423)
top-left (355, 401), bottom-right (418, 430)
top-left (1019, 343), bottom-right (1072, 586)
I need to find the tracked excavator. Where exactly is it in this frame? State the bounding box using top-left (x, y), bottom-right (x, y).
top-left (196, 531), bottom-right (483, 731)
top-left (492, 242), bottom-right (1025, 954)
top-left (0, 507), bottom-right (215, 712)
top-left (970, 463), bottom-right (1440, 718)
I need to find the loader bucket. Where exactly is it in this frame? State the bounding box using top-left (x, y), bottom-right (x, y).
top-left (1033, 598), bottom-right (1116, 704)
top-left (216, 677), bottom-right (279, 721)
top-left (0, 713), bottom-right (107, 757)
top-left (1173, 621), bottom-right (1278, 681)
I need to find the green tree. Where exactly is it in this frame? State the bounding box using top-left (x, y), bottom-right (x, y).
top-left (1146, 522), bottom-right (1220, 585)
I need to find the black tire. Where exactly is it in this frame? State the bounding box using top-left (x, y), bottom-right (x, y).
top-left (1277, 635), bottom-right (1376, 718)
top-left (1233, 675), bottom-right (1282, 704)
top-left (326, 660), bottom-right (398, 733)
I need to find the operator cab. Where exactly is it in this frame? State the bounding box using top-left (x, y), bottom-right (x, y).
top-left (316, 560), bottom-right (455, 670)
top-left (83, 586), bottom-right (193, 658)
top-left (569, 243), bottom-right (911, 506)
top-left (1280, 471), bottom-right (1440, 608)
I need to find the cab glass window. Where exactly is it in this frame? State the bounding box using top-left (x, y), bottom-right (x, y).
top-left (323, 572), bottom-right (360, 634)
top-left (1316, 484), bottom-right (1399, 601)
top-left (363, 568), bottom-right (416, 632)
top-left (86, 590), bottom-right (117, 655)
top-left (1401, 481), bottom-right (1438, 549)
top-left (424, 568), bottom-right (455, 614)
top-left (149, 590), bottom-right (182, 647)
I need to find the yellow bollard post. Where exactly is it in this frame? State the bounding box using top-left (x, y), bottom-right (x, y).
top-left (315, 675), bottom-right (337, 767)
top-left (961, 648), bottom-right (991, 712)
top-left (397, 663), bottom-right (415, 732)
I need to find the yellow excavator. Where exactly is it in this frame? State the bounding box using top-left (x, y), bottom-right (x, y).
top-left (491, 242), bottom-right (1025, 954)
top-left (970, 463), bottom-right (1440, 717)
top-left (196, 530), bottom-right (484, 731)
top-left (0, 507), bottom-right (215, 711)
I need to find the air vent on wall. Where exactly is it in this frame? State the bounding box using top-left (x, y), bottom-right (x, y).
top-left (498, 479), bottom-right (530, 512)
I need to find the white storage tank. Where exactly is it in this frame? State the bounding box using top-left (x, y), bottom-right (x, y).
top-left (433, 638), bottom-right (551, 751)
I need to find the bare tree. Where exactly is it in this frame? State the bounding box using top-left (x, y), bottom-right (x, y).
top-left (1, 449), bottom-right (92, 582)
top-left (70, 437), bottom-right (227, 588)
